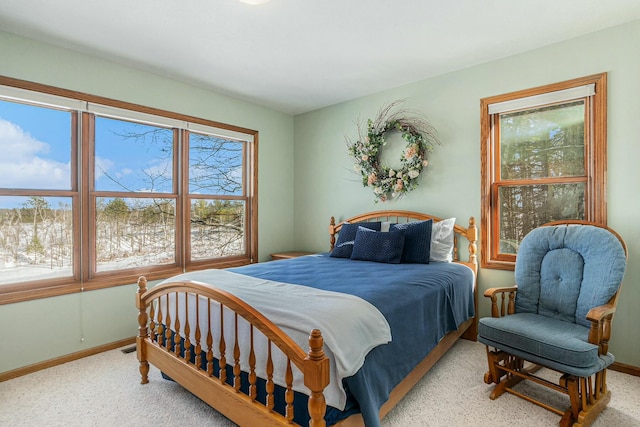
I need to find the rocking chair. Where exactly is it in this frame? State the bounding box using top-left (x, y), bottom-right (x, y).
top-left (478, 221), bottom-right (627, 426)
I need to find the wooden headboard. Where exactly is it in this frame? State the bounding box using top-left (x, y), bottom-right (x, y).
top-left (328, 210), bottom-right (478, 273)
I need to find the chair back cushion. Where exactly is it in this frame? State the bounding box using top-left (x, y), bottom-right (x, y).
top-left (514, 224), bottom-right (626, 327)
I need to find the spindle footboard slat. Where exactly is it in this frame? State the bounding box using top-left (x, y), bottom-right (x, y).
top-left (136, 279), bottom-right (330, 426)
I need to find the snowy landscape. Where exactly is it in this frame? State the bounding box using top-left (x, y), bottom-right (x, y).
top-left (0, 197), bottom-right (244, 285)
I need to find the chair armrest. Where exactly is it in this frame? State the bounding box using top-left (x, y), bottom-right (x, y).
top-left (484, 286), bottom-right (518, 318)
top-left (586, 302), bottom-right (617, 354)
top-left (586, 303), bottom-right (616, 323)
top-left (483, 286), bottom-right (518, 298)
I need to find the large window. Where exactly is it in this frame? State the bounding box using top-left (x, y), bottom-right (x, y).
top-left (0, 77), bottom-right (257, 303)
top-left (480, 74), bottom-right (606, 270)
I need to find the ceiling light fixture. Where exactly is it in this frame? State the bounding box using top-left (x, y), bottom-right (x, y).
top-left (238, 0), bottom-right (270, 5)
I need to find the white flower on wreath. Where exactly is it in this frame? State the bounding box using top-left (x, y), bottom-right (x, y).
top-left (408, 170), bottom-right (420, 179)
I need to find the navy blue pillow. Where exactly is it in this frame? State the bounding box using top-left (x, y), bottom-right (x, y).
top-left (330, 222), bottom-right (382, 258)
top-left (350, 227), bottom-right (405, 264)
top-left (390, 219), bottom-right (433, 263)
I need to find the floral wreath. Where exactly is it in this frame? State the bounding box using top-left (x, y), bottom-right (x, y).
top-left (346, 100), bottom-right (440, 202)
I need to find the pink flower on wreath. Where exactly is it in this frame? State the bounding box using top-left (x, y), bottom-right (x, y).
top-left (367, 173), bottom-right (377, 185)
top-left (404, 145), bottom-right (417, 160)
top-left (395, 179), bottom-right (404, 192)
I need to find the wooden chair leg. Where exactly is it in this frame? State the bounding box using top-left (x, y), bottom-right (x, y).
top-left (560, 374), bottom-right (579, 426)
top-left (561, 371), bottom-right (611, 427)
top-left (483, 349), bottom-right (530, 400)
top-left (484, 347), bottom-right (508, 385)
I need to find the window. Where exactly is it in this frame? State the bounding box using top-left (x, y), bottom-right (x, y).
top-left (0, 77), bottom-right (257, 303)
top-left (480, 74), bottom-right (606, 270)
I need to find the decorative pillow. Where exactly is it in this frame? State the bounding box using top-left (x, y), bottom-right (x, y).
top-left (390, 220), bottom-right (433, 263)
top-left (330, 221), bottom-right (381, 258)
top-left (350, 227), bottom-right (405, 264)
top-left (430, 218), bottom-right (456, 262)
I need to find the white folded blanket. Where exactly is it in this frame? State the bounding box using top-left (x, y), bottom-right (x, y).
top-left (158, 269), bottom-right (391, 410)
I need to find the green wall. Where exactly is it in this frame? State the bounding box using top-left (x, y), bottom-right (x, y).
top-left (0, 31), bottom-right (295, 373)
top-left (2, 18), bottom-right (639, 374)
top-left (293, 20), bottom-right (640, 366)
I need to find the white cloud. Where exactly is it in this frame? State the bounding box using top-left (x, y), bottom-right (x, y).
top-left (119, 168), bottom-right (133, 177)
top-left (0, 118), bottom-right (49, 157)
top-left (95, 155), bottom-right (115, 180)
top-left (0, 119), bottom-right (70, 189)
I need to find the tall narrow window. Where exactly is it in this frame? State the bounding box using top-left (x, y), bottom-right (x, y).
top-left (0, 98), bottom-right (77, 286)
top-left (480, 74), bottom-right (607, 270)
top-left (187, 132), bottom-right (247, 263)
top-left (93, 116), bottom-right (177, 273)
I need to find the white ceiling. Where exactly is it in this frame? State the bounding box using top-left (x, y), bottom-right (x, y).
top-left (1, 0), bottom-right (640, 115)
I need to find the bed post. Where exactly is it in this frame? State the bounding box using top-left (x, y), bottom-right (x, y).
top-left (467, 217), bottom-right (478, 269)
top-left (462, 217), bottom-right (479, 341)
top-left (305, 329), bottom-right (330, 427)
top-left (328, 216), bottom-right (337, 251)
top-left (136, 276), bottom-right (150, 384)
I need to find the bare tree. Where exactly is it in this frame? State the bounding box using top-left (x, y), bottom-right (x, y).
top-left (23, 196), bottom-right (50, 264)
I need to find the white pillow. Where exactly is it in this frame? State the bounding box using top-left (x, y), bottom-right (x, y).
top-left (430, 218), bottom-right (456, 262)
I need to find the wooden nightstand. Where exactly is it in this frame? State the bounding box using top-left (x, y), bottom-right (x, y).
top-left (270, 251), bottom-right (314, 260)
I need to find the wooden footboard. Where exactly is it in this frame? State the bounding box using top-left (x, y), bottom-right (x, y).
top-left (136, 277), bottom-right (330, 426)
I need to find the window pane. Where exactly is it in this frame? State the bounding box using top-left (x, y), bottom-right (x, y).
top-left (0, 99), bottom-right (72, 190)
top-left (0, 196), bottom-right (73, 284)
top-left (95, 117), bottom-right (174, 193)
top-left (498, 183), bottom-right (585, 254)
top-left (500, 101), bottom-right (585, 180)
top-left (190, 199), bottom-right (245, 260)
top-left (189, 133), bottom-right (243, 196)
top-left (95, 197), bottom-right (175, 271)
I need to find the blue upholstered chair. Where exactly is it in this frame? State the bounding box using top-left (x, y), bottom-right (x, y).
top-left (478, 221), bottom-right (627, 427)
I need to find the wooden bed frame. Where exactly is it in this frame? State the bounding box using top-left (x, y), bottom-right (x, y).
top-left (136, 210), bottom-right (478, 426)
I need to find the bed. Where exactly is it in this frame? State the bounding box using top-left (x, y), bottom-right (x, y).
top-left (135, 210), bottom-right (478, 426)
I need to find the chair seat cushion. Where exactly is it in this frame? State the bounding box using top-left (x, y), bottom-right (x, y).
top-left (478, 313), bottom-right (600, 369)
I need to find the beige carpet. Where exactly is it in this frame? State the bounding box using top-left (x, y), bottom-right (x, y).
top-left (1, 339), bottom-right (639, 426)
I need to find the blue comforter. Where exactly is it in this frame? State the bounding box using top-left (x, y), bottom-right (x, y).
top-left (229, 253), bottom-right (475, 427)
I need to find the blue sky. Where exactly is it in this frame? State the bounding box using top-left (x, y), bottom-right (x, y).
top-left (94, 116), bottom-right (173, 193)
top-left (0, 100), bottom-right (71, 191)
top-left (0, 98), bottom-right (243, 209)
top-left (0, 99), bottom-right (172, 194)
